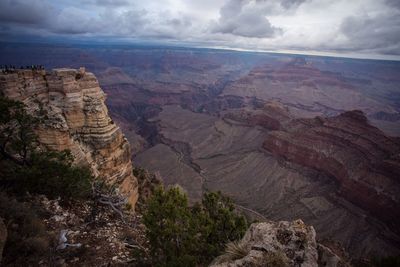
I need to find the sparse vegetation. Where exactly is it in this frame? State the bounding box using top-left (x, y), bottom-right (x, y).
top-left (212, 240), bottom-right (249, 264)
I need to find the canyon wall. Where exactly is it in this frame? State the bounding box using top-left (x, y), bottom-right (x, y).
top-left (263, 110), bottom-right (400, 234)
top-left (0, 68), bottom-right (138, 207)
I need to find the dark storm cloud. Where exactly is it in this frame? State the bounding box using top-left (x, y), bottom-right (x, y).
top-left (0, 0), bottom-right (399, 59)
top-left (0, 0), bottom-right (53, 25)
top-left (340, 12), bottom-right (400, 54)
top-left (385, 0), bottom-right (400, 9)
top-left (51, 7), bottom-right (101, 34)
top-left (211, 0), bottom-right (282, 38)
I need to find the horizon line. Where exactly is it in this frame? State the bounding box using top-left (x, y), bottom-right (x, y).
top-left (1, 39), bottom-right (400, 62)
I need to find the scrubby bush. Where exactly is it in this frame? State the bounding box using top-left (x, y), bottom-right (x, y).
top-left (142, 186), bottom-right (248, 266)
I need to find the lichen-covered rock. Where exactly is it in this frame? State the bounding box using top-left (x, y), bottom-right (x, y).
top-left (0, 217), bottom-right (6, 264)
top-left (0, 68), bottom-right (138, 207)
top-left (211, 219), bottom-right (347, 267)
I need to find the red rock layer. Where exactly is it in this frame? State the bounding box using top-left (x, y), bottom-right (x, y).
top-left (263, 110), bottom-right (400, 232)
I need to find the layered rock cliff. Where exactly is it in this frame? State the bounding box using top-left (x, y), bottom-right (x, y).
top-left (0, 68), bottom-right (138, 207)
top-left (263, 110), bottom-right (400, 234)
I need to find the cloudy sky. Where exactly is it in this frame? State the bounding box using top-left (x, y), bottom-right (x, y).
top-left (1, 0), bottom-right (400, 59)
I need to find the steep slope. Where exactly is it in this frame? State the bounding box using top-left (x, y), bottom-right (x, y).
top-left (0, 68), bottom-right (138, 207)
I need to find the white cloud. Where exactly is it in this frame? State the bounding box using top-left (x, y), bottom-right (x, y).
top-left (210, 0), bottom-right (282, 38)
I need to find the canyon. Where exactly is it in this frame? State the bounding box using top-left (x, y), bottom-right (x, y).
top-left (1, 43), bottom-right (400, 259)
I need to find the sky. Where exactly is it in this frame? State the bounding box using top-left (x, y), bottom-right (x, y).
top-left (0, 0), bottom-right (400, 60)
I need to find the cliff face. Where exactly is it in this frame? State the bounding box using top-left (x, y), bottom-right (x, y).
top-left (263, 110), bottom-right (400, 233)
top-left (0, 68), bottom-right (138, 207)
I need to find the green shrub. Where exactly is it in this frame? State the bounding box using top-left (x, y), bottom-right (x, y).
top-left (143, 186), bottom-right (197, 266)
top-left (14, 150), bottom-right (92, 200)
top-left (142, 186), bottom-right (248, 266)
top-left (197, 191), bottom-right (248, 258)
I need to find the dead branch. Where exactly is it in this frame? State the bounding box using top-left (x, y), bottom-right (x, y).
top-left (90, 181), bottom-right (128, 223)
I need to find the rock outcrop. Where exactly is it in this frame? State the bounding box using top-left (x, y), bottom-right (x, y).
top-left (263, 110), bottom-right (400, 234)
top-left (211, 219), bottom-right (348, 267)
top-left (0, 68), bottom-right (138, 207)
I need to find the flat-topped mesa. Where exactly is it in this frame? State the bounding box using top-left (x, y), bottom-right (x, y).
top-left (0, 68), bottom-right (138, 207)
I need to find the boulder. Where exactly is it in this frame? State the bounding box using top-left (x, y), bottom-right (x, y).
top-left (211, 219), bottom-right (318, 267)
top-left (211, 219), bottom-right (348, 267)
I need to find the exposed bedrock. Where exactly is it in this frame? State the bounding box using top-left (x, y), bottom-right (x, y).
top-left (263, 110), bottom-right (400, 234)
top-left (211, 219), bottom-right (349, 267)
top-left (0, 69), bottom-right (138, 207)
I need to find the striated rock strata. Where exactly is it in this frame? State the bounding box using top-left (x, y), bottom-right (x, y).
top-left (263, 110), bottom-right (400, 234)
top-left (0, 68), bottom-right (138, 207)
top-left (211, 219), bottom-right (348, 267)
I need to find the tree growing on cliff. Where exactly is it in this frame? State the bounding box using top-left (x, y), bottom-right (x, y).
top-left (0, 96), bottom-right (92, 200)
top-left (0, 96), bottom-right (37, 166)
top-left (142, 186), bottom-right (248, 267)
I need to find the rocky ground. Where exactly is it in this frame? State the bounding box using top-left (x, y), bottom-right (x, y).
top-left (4, 195), bottom-right (149, 266)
